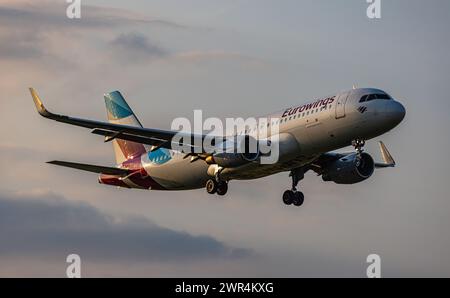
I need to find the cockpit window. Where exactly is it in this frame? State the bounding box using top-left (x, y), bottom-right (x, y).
top-left (359, 95), bottom-right (369, 102)
top-left (375, 93), bottom-right (392, 100)
top-left (360, 93), bottom-right (392, 102)
top-left (367, 94), bottom-right (377, 101)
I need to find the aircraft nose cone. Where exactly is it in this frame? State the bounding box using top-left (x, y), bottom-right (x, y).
top-left (388, 101), bottom-right (406, 126)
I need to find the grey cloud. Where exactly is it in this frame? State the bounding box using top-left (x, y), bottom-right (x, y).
top-left (110, 32), bottom-right (168, 60)
top-left (0, 33), bottom-right (42, 59)
top-left (0, 1), bottom-right (181, 61)
top-left (0, 1), bottom-right (253, 66)
top-left (0, 192), bottom-right (250, 262)
top-left (0, 2), bottom-right (184, 29)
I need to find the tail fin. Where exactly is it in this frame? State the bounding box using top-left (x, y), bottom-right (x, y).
top-left (104, 91), bottom-right (146, 164)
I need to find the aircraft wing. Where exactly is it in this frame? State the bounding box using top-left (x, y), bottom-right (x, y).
top-left (30, 88), bottom-right (205, 152)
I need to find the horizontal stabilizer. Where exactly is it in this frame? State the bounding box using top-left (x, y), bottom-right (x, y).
top-left (47, 161), bottom-right (130, 175)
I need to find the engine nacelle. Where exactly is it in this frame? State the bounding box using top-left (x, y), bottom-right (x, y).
top-left (207, 135), bottom-right (260, 168)
top-left (322, 152), bottom-right (375, 184)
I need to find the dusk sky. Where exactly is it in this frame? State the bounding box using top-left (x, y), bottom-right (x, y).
top-left (0, 0), bottom-right (449, 277)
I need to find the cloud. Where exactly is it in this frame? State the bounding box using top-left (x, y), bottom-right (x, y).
top-left (0, 0), bottom-right (184, 29)
top-left (110, 32), bottom-right (168, 60)
top-left (0, 0), bottom-right (181, 62)
top-left (0, 30), bottom-right (43, 59)
top-left (0, 0), bottom-right (259, 64)
top-left (0, 191), bottom-right (250, 262)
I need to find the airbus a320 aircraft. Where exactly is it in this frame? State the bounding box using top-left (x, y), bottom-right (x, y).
top-left (30, 87), bottom-right (405, 207)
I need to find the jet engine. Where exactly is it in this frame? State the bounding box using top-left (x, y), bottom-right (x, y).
top-left (322, 152), bottom-right (375, 184)
top-left (206, 135), bottom-right (260, 168)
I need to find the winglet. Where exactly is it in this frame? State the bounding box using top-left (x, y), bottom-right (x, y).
top-left (29, 88), bottom-right (52, 118)
top-left (375, 141), bottom-right (396, 168)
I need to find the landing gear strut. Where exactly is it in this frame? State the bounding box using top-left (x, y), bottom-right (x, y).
top-left (282, 168), bottom-right (305, 207)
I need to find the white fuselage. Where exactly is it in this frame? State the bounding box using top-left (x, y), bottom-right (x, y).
top-left (140, 88), bottom-right (405, 190)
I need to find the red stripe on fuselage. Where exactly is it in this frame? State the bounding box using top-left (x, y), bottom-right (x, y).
top-left (115, 155), bottom-right (167, 190)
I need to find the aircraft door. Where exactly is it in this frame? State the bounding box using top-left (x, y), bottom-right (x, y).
top-left (335, 91), bottom-right (350, 119)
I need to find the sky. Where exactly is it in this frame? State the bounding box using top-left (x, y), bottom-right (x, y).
top-left (0, 0), bottom-right (449, 277)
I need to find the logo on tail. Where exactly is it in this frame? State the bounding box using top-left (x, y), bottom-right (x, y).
top-left (104, 91), bottom-right (146, 164)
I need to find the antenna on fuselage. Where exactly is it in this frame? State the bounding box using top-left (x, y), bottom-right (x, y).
top-left (352, 84), bottom-right (357, 90)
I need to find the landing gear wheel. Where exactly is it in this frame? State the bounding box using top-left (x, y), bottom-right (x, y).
top-left (283, 190), bottom-right (294, 205)
top-left (216, 182), bottom-right (228, 196)
top-left (206, 179), bottom-right (218, 194)
top-left (283, 168), bottom-right (306, 207)
top-left (292, 192), bottom-right (304, 207)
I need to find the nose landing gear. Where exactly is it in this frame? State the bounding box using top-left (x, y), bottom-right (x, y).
top-left (282, 168), bottom-right (305, 207)
top-left (352, 139), bottom-right (366, 155)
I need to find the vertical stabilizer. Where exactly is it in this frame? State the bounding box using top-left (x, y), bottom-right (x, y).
top-left (104, 91), bottom-right (146, 164)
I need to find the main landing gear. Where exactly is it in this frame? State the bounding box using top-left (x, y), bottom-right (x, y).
top-left (283, 168), bottom-right (305, 207)
top-left (206, 179), bottom-right (228, 196)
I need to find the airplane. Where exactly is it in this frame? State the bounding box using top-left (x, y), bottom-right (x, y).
top-left (30, 87), bottom-right (405, 207)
